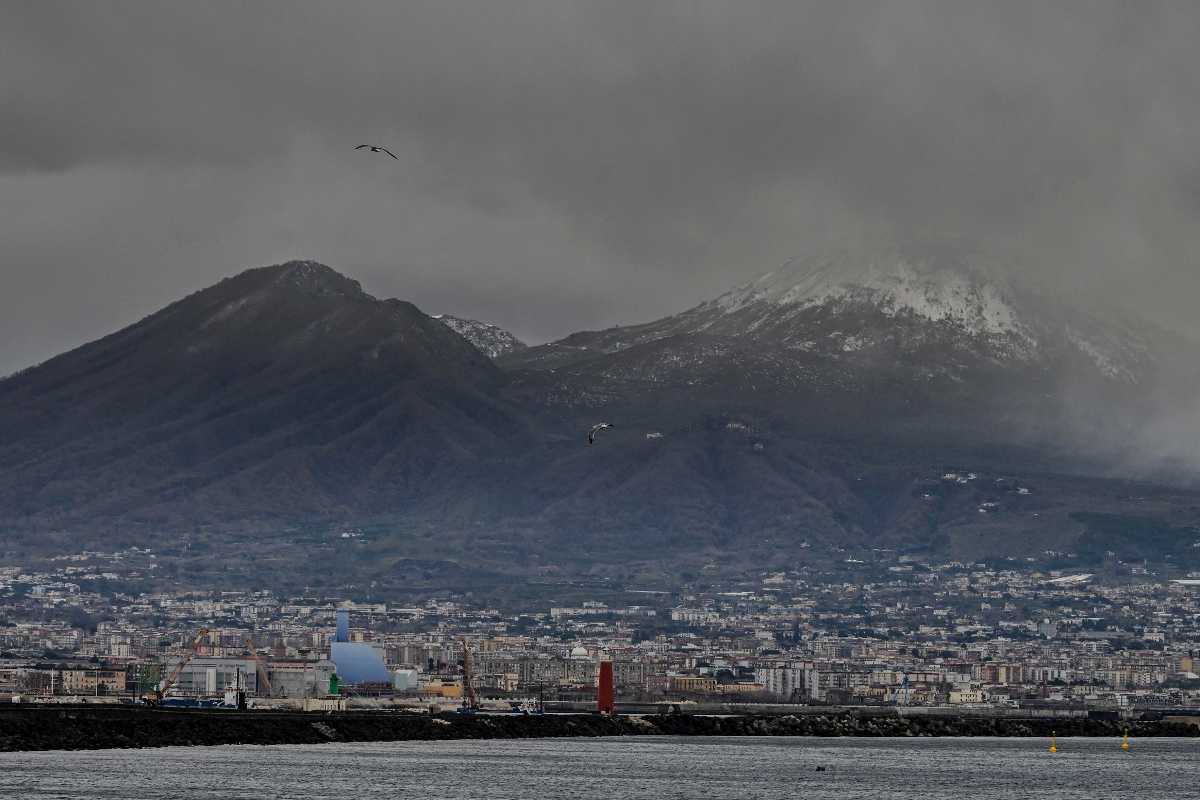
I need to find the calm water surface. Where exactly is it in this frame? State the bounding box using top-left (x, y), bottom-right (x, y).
top-left (0, 736), bottom-right (1194, 800)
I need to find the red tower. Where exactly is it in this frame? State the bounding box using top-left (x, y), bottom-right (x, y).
top-left (598, 660), bottom-right (615, 714)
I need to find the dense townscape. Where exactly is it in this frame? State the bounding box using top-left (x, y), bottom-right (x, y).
top-left (4, 546), bottom-right (1199, 712)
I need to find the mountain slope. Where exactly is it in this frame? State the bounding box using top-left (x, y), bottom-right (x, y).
top-left (434, 314), bottom-right (528, 359)
top-left (0, 261), bottom-right (529, 535)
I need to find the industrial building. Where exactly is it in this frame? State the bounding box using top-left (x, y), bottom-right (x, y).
top-left (329, 609), bottom-right (391, 685)
top-left (170, 657), bottom-right (259, 695)
top-left (266, 659), bottom-right (337, 698)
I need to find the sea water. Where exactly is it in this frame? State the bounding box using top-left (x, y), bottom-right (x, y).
top-left (0, 736), bottom-right (1193, 799)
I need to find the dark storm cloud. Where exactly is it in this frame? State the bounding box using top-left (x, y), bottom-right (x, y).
top-left (2, 1), bottom-right (1200, 375)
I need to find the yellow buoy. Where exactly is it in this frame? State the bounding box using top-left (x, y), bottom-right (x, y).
top-left (1049, 731), bottom-right (1058, 753)
top-left (1121, 730), bottom-right (1130, 752)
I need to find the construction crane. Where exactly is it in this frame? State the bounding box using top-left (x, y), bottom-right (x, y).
top-left (458, 637), bottom-right (479, 714)
top-left (144, 627), bottom-right (209, 706)
top-left (243, 634), bottom-right (273, 697)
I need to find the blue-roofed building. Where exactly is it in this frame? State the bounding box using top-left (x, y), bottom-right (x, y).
top-left (329, 608), bottom-right (392, 684)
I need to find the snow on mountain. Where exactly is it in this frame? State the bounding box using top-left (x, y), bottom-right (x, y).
top-left (502, 240), bottom-right (1163, 387)
top-left (711, 248), bottom-right (1028, 340)
top-left (696, 243), bottom-right (1161, 382)
top-left (435, 314), bottom-right (528, 359)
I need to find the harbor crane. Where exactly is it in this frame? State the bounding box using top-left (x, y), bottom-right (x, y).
top-left (243, 634), bottom-right (273, 697)
top-left (143, 627), bottom-right (209, 706)
top-left (459, 637), bottom-right (479, 714)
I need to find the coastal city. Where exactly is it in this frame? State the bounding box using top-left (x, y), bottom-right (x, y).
top-left (3, 546), bottom-right (1199, 713)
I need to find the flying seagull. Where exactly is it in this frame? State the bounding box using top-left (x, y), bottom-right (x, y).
top-left (588, 422), bottom-right (613, 445)
top-left (355, 144), bottom-right (398, 159)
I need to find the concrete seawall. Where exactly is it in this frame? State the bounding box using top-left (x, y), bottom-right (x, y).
top-left (0, 706), bottom-right (1195, 752)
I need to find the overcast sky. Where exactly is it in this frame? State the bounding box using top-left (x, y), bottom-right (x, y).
top-left (2, 1), bottom-right (1199, 376)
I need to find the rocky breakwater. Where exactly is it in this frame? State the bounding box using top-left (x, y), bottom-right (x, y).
top-left (0, 706), bottom-right (638, 751)
top-left (648, 713), bottom-right (1199, 738)
top-left (0, 706), bottom-right (1196, 752)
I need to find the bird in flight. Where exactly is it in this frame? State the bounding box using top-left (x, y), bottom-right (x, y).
top-left (588, 422), bottom-right (613, 445)
top-left (355, 144), bottom-right (398, 159)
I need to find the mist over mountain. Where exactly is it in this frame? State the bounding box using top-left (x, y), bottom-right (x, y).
top-left (2, 254), bottom-right (1199, 592)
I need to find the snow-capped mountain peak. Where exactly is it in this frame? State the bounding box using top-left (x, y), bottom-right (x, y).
top-left (504, 239), bottom-right (1168, 387)
top-left (712, 246), bottom-right (1027, 340)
